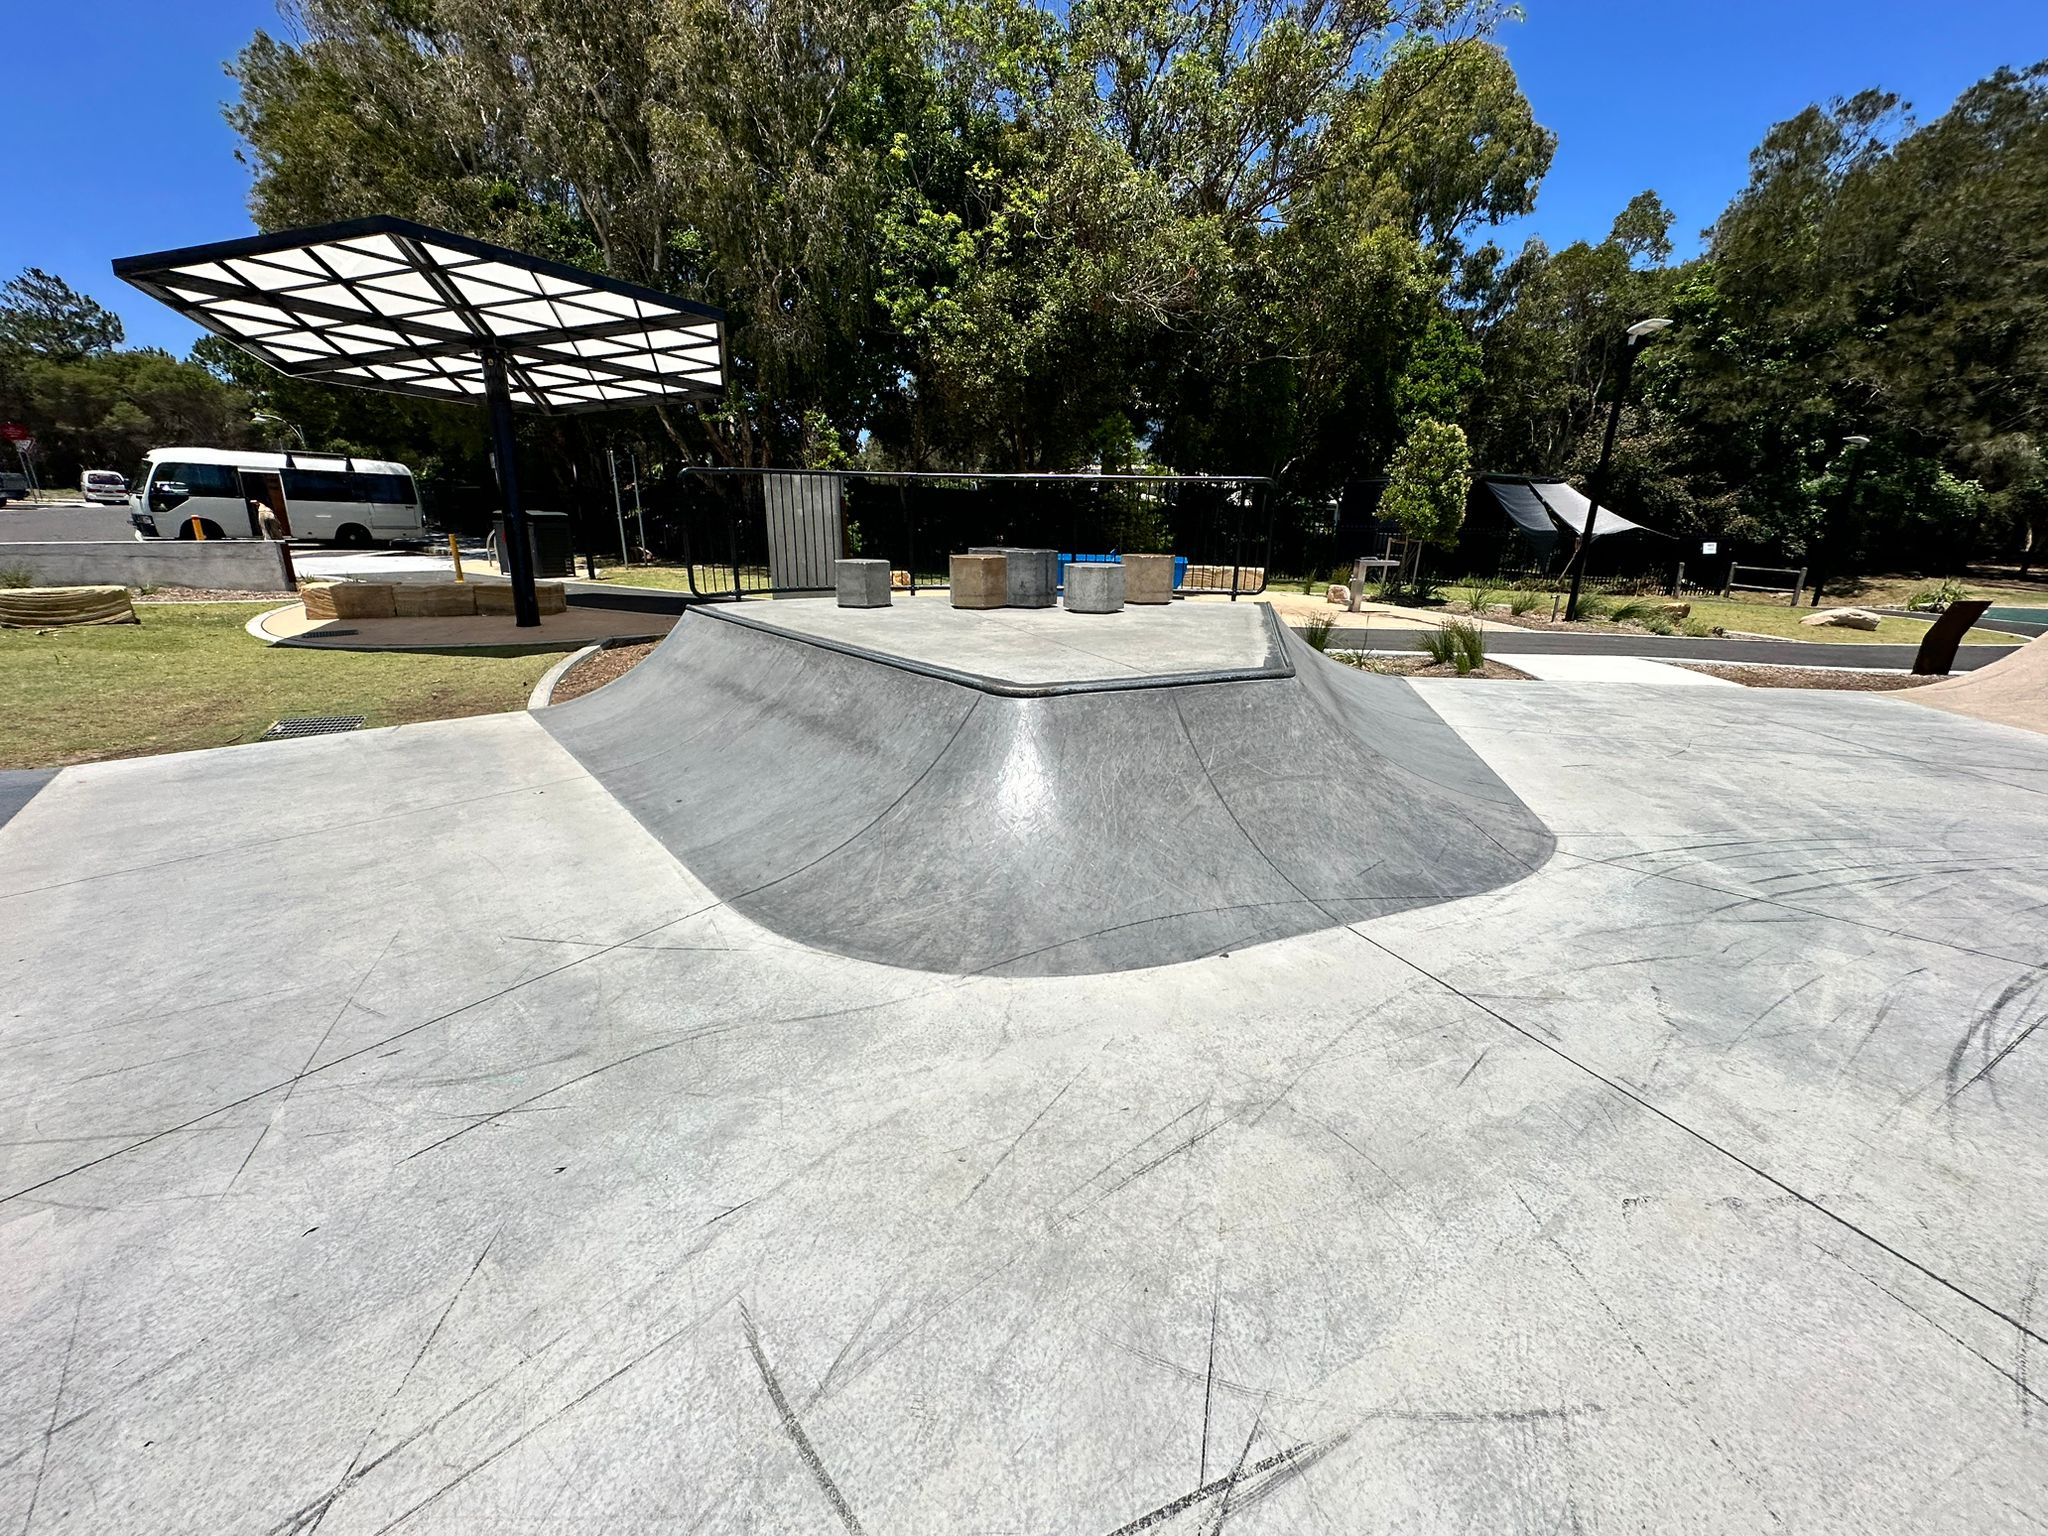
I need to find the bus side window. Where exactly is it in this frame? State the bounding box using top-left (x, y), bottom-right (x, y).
top-left (282, 468), bottom-right (362, 502)
top-left (363, 473), bottom-right (417, 504)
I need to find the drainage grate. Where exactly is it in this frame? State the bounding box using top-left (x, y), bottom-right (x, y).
top-left (262, 715), bottom-right (367, 740)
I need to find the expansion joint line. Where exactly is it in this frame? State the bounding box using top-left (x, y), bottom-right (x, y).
top-left (1347, 924), bottom-right (2048, 1353)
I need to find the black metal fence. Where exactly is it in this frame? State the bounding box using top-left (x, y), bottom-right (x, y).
top-left (630, 469), bottom-right (1275, 601)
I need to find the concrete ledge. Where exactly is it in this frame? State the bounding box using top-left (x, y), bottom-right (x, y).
top-left (0, 539), bottom-right (292, 590)
top-left (529, 643), bottom-right (605, 708)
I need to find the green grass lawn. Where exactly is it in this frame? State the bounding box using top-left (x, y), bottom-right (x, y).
top-left (592, 562), bottom-right (721, 593)
top-left (1, 603), bottom-right (559, 769)
top-left (1671, 594), bottom-right (2018, 646)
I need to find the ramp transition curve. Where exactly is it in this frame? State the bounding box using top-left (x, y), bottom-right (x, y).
top-left (539, 612), bottom-right (1554, 976)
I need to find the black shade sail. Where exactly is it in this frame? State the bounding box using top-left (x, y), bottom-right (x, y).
top-left (114, 216), bottom-right (725, 415)
top-left (1477, 477), bottom-right (1665, 544)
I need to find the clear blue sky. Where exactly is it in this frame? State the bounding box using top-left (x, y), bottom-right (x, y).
top-left (9, 1), bottom-right (2048, 356)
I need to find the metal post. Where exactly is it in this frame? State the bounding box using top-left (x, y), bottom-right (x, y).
top-left (1229, 491), bottom-right (1244, 602)
top-left (482, 352), bottom-right (540, 627)
top-left (630, 450), bottom-right (645, 552)
top-left (1811, 450), bottom-right (1869, 606)
top-left (609, 447), bottom-right (630, 564)
top-left (904, 484), bottom-right (917, 596)
top-left (1565, 338), bottom-right (1636, 623)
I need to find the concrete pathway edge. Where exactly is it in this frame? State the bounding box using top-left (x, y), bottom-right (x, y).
top-left (529, 643), bottom-right (605, 710)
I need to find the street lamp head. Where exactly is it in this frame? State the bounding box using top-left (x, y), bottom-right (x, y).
top-left (1843, 434), bottom-right (1872, 447)
top-left (1625, 317), bottom-right (1675, 340)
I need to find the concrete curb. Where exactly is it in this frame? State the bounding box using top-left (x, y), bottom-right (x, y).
top-left (529, 643), bottom-right (604, 710)
top-left (246, 604), bottom-right (298, 645)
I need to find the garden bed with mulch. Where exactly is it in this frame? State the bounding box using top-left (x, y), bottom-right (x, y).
top-left (1674, 663), bottom-right (1942, 691)
top-left (1334, 652), bottom-right (1533, 681)
top-left (551, 640), bottom-right (659, 703)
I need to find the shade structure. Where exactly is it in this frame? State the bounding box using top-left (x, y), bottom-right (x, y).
top-left (114, 217), bottom-right (728, 627)
top-left (114, 217), bottom-right (724, 414)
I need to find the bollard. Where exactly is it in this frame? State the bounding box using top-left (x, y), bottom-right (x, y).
top-left (448, 532), bottom-right (465, 582)
top-left (189, 517), bottom-right (206, 540)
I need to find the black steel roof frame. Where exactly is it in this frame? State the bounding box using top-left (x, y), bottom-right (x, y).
top-left (114, 215), bottom-right (725, 418)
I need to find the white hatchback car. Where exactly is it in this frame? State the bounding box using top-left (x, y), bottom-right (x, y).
top-left (80, 469), bottom-right (129, 504)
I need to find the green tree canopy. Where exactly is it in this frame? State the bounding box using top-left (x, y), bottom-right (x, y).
top-left (0, 269), bottom-right (126, 359)
top-left (1381, 417), bottom-right (1471, 547)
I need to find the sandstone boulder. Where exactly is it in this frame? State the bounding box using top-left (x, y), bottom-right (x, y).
top-left (1799, 607), bottom-right (1882, 631)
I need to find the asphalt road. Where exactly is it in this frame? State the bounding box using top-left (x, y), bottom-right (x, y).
top-left (1325, 623), bottom-right (2022, 671)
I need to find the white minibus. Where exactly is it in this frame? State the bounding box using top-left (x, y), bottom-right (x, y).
top-left (129, 447), bottom-right (424, 545)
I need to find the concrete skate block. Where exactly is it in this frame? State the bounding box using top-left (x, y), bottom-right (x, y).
top-left (1123, 553), bottom-right (1175, 605)
top-left (951, 554), bottom-right (1008, 609)
top-left (971, 546), bottom-right (1058, 607)
top-left (835, 559), bottom-right (893, 608)
top-left (1065, 561), bottom-right (1125, 614)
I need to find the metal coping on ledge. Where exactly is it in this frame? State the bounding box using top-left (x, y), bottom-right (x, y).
top-left (693, 601), bottom-right (1297, 699)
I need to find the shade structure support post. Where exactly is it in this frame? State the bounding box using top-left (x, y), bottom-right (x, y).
top-left (482, 350), bottom-right (541, 628)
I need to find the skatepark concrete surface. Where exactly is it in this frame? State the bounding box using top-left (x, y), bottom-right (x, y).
top-left (5, 601), bottom-right (2048, 1533)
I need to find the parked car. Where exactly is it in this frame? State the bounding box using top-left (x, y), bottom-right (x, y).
top-left (0, 471), bottom-right (28, 506)
top-left (129, 447), bottom-right (424, 545)
top-left (80, 469), bottom-right (129, 504)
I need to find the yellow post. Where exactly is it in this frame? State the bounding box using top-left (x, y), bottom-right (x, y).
top-left (189, 517), bottom-right (206, 540)
top-left (448, 532), bottom-right (465, 582)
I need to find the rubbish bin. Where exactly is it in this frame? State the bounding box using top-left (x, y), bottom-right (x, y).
top-left (491, 508), bottom-right (576, 577)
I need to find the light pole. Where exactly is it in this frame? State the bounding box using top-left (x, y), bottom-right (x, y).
top-left (1565, 317), bottom-right (1673, 621)
top-left (251, 410), bottom-right (307, 449)
top-left (1809, 434), bottom-right (1871, 606)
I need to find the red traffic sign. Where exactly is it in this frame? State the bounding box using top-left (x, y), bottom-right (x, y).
top-left (0, 423), bottom-right (28, 443)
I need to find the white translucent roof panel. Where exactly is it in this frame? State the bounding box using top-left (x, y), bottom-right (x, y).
top-left (115, 215), bottom-right (725, 414)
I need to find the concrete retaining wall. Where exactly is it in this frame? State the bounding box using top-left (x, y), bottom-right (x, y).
top-left (0, 541), bottom-right (292, 591)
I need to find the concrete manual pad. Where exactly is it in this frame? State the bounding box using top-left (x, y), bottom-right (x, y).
top-left (3, 638), bottom-right (2048, 1532)
top-left (718, 589), bottom-right (1274, 687)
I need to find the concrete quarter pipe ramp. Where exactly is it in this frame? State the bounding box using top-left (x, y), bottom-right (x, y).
top-left (538, 607), bottom-right (1554, 975)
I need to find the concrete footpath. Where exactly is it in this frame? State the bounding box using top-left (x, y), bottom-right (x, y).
top-left (1494, 652), bottom-right (1738, 684)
